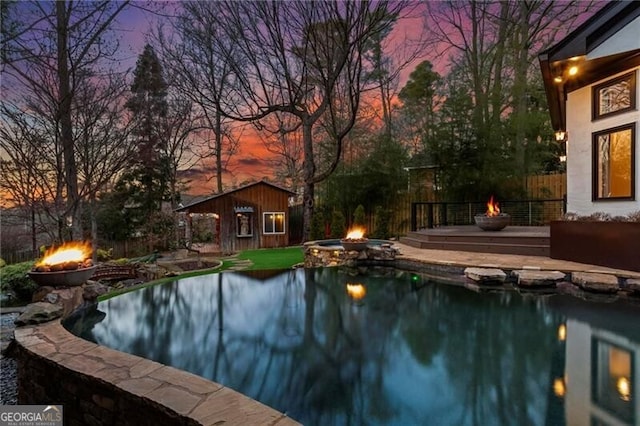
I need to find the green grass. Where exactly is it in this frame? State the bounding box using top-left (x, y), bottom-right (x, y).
top-left (235, 246), bottom-right (304, 270)
top-left (98, 247), bottom-right (304, 301)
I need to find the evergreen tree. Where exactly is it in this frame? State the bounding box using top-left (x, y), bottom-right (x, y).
top-left (122, 44), bottom-right (170, 225)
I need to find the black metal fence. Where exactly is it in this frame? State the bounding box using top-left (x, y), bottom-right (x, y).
top-left (410, 198), bottom-right (566, 231)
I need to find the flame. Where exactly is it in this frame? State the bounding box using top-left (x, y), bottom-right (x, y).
top-left (345, 227), bottom-right (366, 240)
top-left (38, 241), bottom-right (92, 266)
top-left (486, 196), bottom-right (501, 217)
top-left (346, 283), bottom-right (366, 301)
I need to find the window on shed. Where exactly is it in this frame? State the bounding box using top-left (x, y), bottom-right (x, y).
top-left (263, 212), bottom-right (285, 234)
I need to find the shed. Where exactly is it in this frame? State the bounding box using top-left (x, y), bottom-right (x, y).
top-left (177, 180), bottom-right (296, 253)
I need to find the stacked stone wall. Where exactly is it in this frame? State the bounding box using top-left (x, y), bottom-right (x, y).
top-left (14, 321), bottom-right (298, 426)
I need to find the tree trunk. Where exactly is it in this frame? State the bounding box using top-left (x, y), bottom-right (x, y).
top-left (215, 109), bottom-right (223, 193)
top-left (301, 120), bottom-right (315, 241)
top-left (512, 2), bottom-right (532, 179)
top-left (89, 196), bottom-right (98, 264)
top-left (56, 1), bottom-right (80, 240)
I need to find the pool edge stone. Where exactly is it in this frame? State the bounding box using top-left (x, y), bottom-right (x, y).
top-left (14, 319), bottom-right (301, 426)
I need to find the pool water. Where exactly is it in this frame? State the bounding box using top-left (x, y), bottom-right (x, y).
top-left (67, 267), bottom-right (640, 426)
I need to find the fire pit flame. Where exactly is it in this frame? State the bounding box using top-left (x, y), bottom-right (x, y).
top-left (38, 241), bottom-right (92, 268)
top-left (345, 227), bottom-right (365, 240)
top-left (341, 226), bottom-right (369, 251)
top-left (475, 196), bottom-right (510, 231)
top-left (30, 241), bottom-right (95, 286)
top-left (486, 195), bottom-right (500, 217)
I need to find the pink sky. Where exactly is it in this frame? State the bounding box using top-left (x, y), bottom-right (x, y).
top-left (111, 3), bottom-right (430, 195)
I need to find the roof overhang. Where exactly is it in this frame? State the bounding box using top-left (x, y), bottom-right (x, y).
top-left (539, 1), bottom-right (640, 132)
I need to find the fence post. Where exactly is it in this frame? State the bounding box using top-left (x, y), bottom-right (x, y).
top-left (411, 203), bottom-right (417, 231)
top-left (528, 201), bottom-right (532, 225)
top-left (441, 203), bottom-right (448, 226)
top-left (427, 203), bottom-right (434, 229)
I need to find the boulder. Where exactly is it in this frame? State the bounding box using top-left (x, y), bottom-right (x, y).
top-left (513, 270), bottom-right (566, 288)
top-left (572, 272), bottom-right (619, 294)
top-left (83, 282), bottom-right (109, 302)
top-left (464, 267), bottom-right (507, 284)
top-left (14, 302), bottom-right (63, 326)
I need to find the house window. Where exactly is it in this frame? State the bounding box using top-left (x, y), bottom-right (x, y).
top-left (263, 212), bottom-right (285, 235)
top-left (592, 124), bottom-right (635, 201)
top-left (591, 338), bottom-right (634, 424)
top-left (592, 72), bottom-right (636, 120)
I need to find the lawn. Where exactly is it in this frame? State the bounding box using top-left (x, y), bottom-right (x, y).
top-left (235, 246), bottom-right (304, 270)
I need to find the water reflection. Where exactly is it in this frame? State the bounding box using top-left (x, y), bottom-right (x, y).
top-left (66, 267), bottom-right (640, 426)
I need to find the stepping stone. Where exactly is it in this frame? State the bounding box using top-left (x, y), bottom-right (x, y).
top-left (464, 267), bottom-right (506, 284)
top-left (513, 270), bottom-right (566, 288)
top-left (571, 272), bottom-right (619, 294)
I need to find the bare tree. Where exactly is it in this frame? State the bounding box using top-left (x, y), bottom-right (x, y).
top-left (198, 1), bottom-right (406, 240)
top-left (257, 113), bottom-right (305, 195)
top-left (1, 1), bottom-right (130, 242)
top-left (156, 2), bottom-right (242, 194)
top-left (421, 0), bottom-right (599, 181)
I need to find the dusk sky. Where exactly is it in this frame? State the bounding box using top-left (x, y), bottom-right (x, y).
top-left (105, 2), bottom-right (428, 194)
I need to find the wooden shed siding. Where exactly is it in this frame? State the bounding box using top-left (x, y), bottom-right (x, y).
top-left (181, 182), bottom-right (293, 250)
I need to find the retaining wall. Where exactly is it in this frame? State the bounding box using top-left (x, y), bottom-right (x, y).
top-left (15, 320), bottom-right (299, 426)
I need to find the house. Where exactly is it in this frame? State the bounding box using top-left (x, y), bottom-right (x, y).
top-left (176, 180), bottom-right (297, 253)
top-left (539, 1), bottom-right (640, 217)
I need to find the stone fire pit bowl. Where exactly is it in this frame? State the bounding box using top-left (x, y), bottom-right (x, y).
top-left (28, 266), bottom-right (97, 287)
top-left (340, 239), bottom-right (370, 252)
top-left (474, 213), bottom-right (511, 231)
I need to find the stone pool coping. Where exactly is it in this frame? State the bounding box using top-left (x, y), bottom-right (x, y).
top-left (13, 243), bottom-right (640, 424)
top-left (14, 320), bottom-right (300, 426)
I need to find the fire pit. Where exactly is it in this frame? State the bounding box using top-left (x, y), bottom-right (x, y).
top-left (340, 227), bottom-right (369, 251)
top-left (474, 196), bottom-right (510, 231)
top-left (29, 241), bottom-right (95, 287)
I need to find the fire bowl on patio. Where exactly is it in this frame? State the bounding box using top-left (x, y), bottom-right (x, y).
top-left (474, 213), bottom-right (511, 231)
top-left (340, 238), bottom-right (369, 252)
top-left (29, 265), bottom-right (97, 287)
top-left (340, 227), bottom-right (369, 251)
top-left (29, 240), bottom-right (95, 286)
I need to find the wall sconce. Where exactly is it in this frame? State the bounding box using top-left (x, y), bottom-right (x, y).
top-left (555, 130), bottom-right (567, 142)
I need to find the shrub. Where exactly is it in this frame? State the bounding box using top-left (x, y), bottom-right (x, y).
top-left (353, 205), bottom-right (366, 227)
top-left (371, 206), bottom-right (390, 239)
top-left (330, 210), bottom-right (346, 239)
top-left (0, 258), bottom-right (5, 268)
top-left (0, 261), bottom-right (37, 302)
top-left (561, 211), bottom-right (640, 222)
top-left (96, 247), bottom-right (113, 262)
top-left (310, 210), bottom-right (325, 241)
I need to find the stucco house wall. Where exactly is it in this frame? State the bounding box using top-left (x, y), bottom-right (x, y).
top-left (566, 67), bottom-right (640, 216)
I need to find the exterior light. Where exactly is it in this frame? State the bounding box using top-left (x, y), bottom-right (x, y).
top-left (554, 76), bottom-right (563, 83)
top-left (555, 131), bottom-right (566, 142)
top-left (568, 66), bottom-right (578, 76)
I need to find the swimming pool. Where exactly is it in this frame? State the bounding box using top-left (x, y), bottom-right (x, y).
top-left (66, 267), bottom-right (640, 425)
